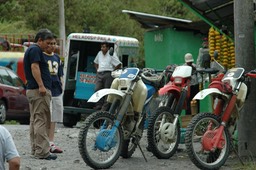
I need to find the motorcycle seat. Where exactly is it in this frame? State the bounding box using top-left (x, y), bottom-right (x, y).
top-left (141, 72), bottom-right (165, 89)
top-left (209, 81), bottom-right (232, 94)
top-left (197, 68), bottom-right (219, 74)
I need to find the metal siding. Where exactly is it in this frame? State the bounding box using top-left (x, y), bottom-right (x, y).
top-left (144, 28), bottom-right (212, 113)
top-left (145, 28), bottom-right (203, 69)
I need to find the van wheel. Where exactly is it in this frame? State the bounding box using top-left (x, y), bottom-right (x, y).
top-left (63, 114), bottom-right (80, 128)
top-left (0, 100), bottom-right (7, 124)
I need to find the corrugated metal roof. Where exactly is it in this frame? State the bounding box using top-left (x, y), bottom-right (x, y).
top-left (122, 10), bottom-right (191, 28)
top-left (122, 10), bottom-right (210, 34)
top-left (179, 0), bottom-right (234, 35)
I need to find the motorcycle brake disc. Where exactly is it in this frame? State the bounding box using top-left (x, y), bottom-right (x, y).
top-left (160, 123), bottom-right (176, 143)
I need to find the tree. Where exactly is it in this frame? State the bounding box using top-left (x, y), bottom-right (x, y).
top-left (0, 0), bottom-right (196, 60)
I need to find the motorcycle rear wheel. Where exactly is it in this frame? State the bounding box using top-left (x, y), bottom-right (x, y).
top-left (78, 111), bottom-right (123, 169)
top-left (147, 106), bottom-right (180, 159)
top-left (185, 112), bottom-right (231, 170)
top-left (120, 137), bottom-right (138, 158)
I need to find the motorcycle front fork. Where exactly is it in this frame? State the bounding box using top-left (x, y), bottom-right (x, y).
top-left (206, 95), bottom-right (237, 151)
top-left (160, 114), bottom-right (179, 128)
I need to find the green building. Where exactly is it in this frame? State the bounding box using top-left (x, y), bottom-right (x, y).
top-left (123, 10), bottom-right (209, 69)
top-left (144, 28), bottom-right (204, 69)
top-left (123, 10), bottom-right (211, 116)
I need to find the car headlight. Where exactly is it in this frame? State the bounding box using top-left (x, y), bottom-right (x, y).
top-left (174, 77), bottom-right (182, 84)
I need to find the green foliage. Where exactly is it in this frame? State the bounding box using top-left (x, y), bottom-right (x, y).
top-left (22, 0), bottom-right (59, 34)
top-left (0, 0), bottom-right (197, 59)
top-left (0, 0), bottom-right (197, 37)
top-left (0, 21), bottom-right (35, 34)
top-left (0, 0), bottom-right (24, 22)
top-left (5, 120), bottom-right (19, 125)
top-left (157, 0), bottom-right (198, 20)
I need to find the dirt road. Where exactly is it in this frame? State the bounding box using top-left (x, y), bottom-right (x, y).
top-left (3, 124), bottom-right (239, 170)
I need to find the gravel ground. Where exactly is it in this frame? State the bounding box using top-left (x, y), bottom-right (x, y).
top-left (3, 123), bottom-right (241, 170)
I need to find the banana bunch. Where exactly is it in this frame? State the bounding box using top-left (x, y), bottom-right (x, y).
top-left (208, 27), bottom-right (216, 59)
top-left (222, 36), bottom-right (236, 69)
top-left (221, 35), bottom-right (229, 68)
top-left (229, 41), bottom-right (235, 68)
top-left (207, 27), bottom-right (235, 69)
top-left (215, 30), bottom-right (221, 62)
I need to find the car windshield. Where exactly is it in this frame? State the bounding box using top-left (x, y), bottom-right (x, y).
top-left (0, 68), bottom-right (13, 86)
top-left (6, 69), bottom-right (24, 87)
top-left (0, 68), bottom-right (24, 87)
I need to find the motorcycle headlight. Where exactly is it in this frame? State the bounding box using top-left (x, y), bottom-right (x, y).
top-left (174, 77), bottom-right (182, 84)
top-left (120, 79), bottom-right (126, 86)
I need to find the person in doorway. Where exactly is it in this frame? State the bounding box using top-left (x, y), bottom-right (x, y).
top-left (129, 57), bottom-right (137, 67)
top-left (69, 50), bottom-right (79, 79)
top-left (0, 125), bottom-right (20, 170)
top-left (93, 42), bottom-right (122, 110)
top-left (23, 29), bottom-right (57, 160)
top-left (44, 36), bottom-right (64, 154)
top-left (183, 53), bottom-right (200, 115)
top-left (196, 38), bottom-right (209, 68)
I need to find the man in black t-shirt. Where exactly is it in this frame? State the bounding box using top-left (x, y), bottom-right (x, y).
top-left (23, 29), bottom-right (57, 160)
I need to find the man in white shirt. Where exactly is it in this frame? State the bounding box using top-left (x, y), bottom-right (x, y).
top-left (0, 125), bottom-right (20, 170)
top-left (93, 42), bottom-right (122, 110)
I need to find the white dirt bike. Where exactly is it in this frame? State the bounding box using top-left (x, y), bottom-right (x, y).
top-left (78, 67), bottom-right (165, 169)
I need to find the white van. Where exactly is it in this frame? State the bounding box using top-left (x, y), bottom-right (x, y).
top-left (63, 33), bottom-right (139, 127)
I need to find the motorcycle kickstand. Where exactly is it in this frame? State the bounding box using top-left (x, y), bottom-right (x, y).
top-left (230, 139), bottom-right (244, 166)
top-left (133, 136), bottom-right (148, 162)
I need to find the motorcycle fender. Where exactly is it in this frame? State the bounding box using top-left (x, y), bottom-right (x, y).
top-left (193, 88), bottom-right (229, 100)
top-left (88, 89), bottom-right (125, 103)
top-left (159, 84), bottom-right (181, 95)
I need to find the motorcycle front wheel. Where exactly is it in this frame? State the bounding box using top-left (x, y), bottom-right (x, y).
top-left (185, 112), bottom-right (231, 170)
top-left (78, 111), bottom-right (123, 169)
top-left (147, 106), bottom-right (180, 159)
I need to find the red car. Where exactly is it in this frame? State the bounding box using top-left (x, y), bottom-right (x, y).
top-left (0, 66), bottom-right (30, 124)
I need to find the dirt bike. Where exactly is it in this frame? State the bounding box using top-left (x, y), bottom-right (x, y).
top-left (146, 65), bottom-right (195, 159)
top-left (185, 67), bottom-right (256, 169)
top-left (146, 62), bottom-right (222, 159)
top-left (78, 67), bottom-right (165, 169)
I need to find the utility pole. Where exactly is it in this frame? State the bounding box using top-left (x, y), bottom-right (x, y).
top-left (234, 0), bottom-right (256, 156)
top-left (59, 0), bottom-right (66, 57)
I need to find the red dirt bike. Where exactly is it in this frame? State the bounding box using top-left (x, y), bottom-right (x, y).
top-left (146, 65), bottom-right (195, 159)
top-left (185, 67), bottom-right (256, 169)
top-left (146, 64), bottom-right (220, 159)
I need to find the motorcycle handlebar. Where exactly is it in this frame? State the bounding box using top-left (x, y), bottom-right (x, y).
top-left (196, 68), bottom-right (220, 74)
top-left (246, 70), bottom-right (256, 78)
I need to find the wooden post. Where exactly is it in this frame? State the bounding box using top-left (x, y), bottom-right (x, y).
top-left (234, 0), bottom-right (256, 156)
top-left (59, 0), bottom-right (66, 57)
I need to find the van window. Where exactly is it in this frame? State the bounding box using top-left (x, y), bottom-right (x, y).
top-left (68, 51), bottom-right (79, 79)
